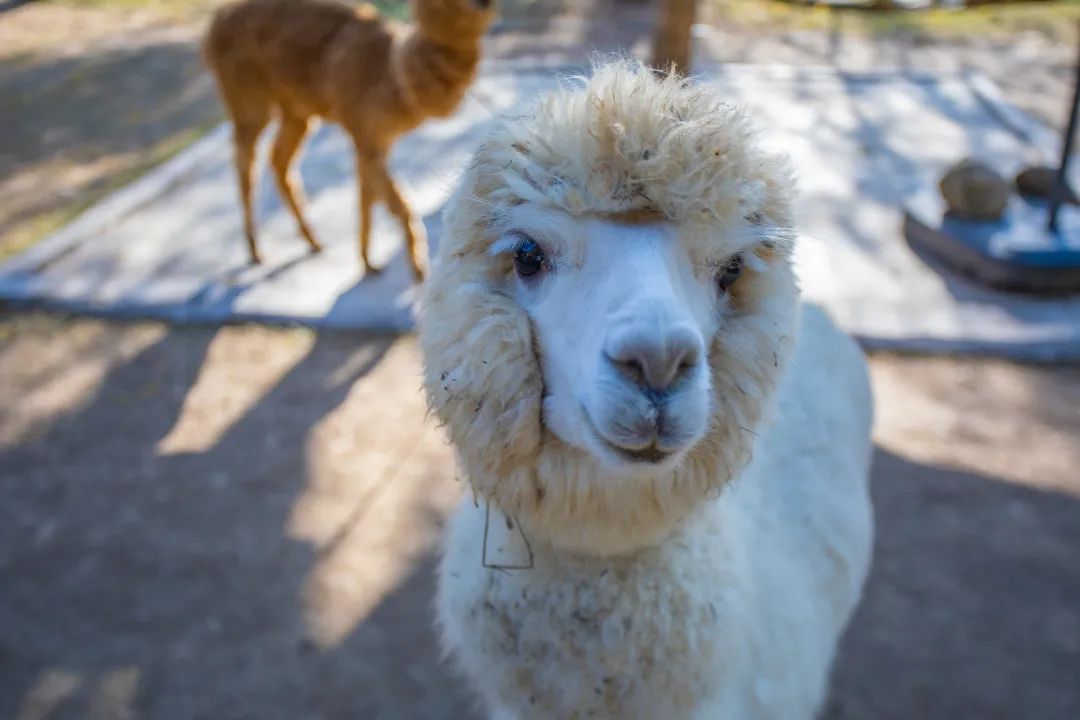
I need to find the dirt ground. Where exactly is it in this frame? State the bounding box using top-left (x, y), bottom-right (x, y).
top-left (0, 312), bottom-right (1078, 719)
top-left (1, 0), bottom-right (1079, 718)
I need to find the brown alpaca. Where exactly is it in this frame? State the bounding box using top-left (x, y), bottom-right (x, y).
top-left (203, 0), bottom-right (495, 277)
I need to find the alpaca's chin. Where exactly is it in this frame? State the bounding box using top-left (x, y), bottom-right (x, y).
top-left (591, 441), bottom-right (692, 476)
top-left (542, 394), bottom-right (702, 477)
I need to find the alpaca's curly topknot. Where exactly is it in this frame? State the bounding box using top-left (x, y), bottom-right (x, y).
top-left (421, 60), bottom-right (799, 554)
top-left (468, 59), bottom-right (795, 236)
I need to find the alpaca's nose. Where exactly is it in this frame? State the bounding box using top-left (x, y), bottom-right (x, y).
top-left (604, 325), bottom-right (703, 392)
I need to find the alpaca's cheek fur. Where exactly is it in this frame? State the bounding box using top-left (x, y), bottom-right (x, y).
top-left (539, 391), bottom-right (591, 455)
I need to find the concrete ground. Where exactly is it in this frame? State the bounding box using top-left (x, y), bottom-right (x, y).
top-left (1, 312), bottom-right (1078, 719)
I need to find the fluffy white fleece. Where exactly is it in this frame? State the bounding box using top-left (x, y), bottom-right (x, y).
top-left (421, 60), bottom-right (874, 719)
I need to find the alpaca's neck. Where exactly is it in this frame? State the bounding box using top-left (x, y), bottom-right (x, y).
top-left (391, 30), bottom-right (482, 121)
top-left (522, 502), bottom-right (702, 560)
top-left (483, 485), bottom-right (716, 567)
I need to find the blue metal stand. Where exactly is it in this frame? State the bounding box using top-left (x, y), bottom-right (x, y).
top-left (905, 29), bottom-right (1080, 296)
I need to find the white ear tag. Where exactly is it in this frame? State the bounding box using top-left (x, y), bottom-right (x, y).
top-left (481, 500), bottom-right (534, 571)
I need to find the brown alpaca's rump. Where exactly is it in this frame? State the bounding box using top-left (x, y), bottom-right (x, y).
top-left (202, 0), bottom-right (494, 276)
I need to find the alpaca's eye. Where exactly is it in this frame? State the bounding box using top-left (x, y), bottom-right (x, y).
top-left (513, 237), bottom-right (546, 278)
top-left (717, 254), bottom-right (744, 293)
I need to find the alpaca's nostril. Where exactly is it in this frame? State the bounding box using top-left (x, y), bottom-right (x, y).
top-left (676, 350), bottom-right (703, 381)
top-left (626, 358), bottom-right (645, 383)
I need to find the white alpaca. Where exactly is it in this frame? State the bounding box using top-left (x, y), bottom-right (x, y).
top-left (421, 61), bottom-right (874, 720)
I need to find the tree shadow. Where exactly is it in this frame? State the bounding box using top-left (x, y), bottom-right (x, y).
top-left (825, 447), bottom-right (1080, 720)
top-left (0, 35), bottom-right (221, 243)
top-left (0, 0), bottom-right (32, 15)
top-left (488, 0), bottom-right (653, 63)
top-left (0, 296), bottom-right (395, 718)
top-left (304, 543), bottom-right (481, 719)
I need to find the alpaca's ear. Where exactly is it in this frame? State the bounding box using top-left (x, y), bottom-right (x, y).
top-left (420, 252), bottom-right (545, 511)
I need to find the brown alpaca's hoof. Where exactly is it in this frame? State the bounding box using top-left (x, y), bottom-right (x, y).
top-left (409, 252), bottom-right (429, 282)
top-left (303, 231), bottom-right (323, 254)
top-left (249, 253), bottom-right (263, 266)
top-left (364, 263), bottom-right (382, 276)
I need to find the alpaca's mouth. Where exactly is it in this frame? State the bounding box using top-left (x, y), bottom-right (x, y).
top-left (581, 406), bottom-right (675, 466)
top-left (613, 443), bottom-right (672, 465)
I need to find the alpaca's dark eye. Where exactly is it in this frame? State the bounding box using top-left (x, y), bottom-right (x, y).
top-left (717, 254), bottom-right (744, 293)
top-left (513, 237), bottom-right (546, 278)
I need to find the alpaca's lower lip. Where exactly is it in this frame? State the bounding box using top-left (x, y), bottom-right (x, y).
top-left (581, 406), bottom-right (674, 465)
top-left (613, 444), bottom-right (671, 464)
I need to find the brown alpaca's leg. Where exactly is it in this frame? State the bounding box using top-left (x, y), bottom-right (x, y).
top-left (232, 124), bottom-right (265, 264)
top-left (355, 151), bottom-right (381, 274)
top-left (375, 164), bottom-right (428, 281)
top-left (271, 112), bottom-right (322, 254)
top-left (225, 92), bottom-right (270, 264)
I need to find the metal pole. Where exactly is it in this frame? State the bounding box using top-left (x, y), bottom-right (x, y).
top-left (1048, 23), bottom-right (1080, 234)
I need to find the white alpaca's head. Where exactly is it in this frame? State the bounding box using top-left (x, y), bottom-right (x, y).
top-left (495, 213), bottom-right (719, 471)
top-left (422, 61), bottom-right (800, 555)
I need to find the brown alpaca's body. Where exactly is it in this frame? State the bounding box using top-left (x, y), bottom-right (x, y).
top-left (203, 0), bottom-right (493, 275)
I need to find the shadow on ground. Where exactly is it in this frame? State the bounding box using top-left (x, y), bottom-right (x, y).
top-left (0, 29), bottom-right (222, 256)
top-left (826, 449), bottom-right (1080, 720)
top-left (0, 314), bottom-right (474, 719)
top-left (1, 314), bottom-right (1078, 719)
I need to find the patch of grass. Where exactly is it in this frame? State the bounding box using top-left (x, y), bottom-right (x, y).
top-left (0, 119), bottom-right (220, 263)
top-left (40, 0), bottom-right (227, 22)
top-left (369, 0), bottom-right (410, 20)
top-left (0, 50), bottom-right (40, 70)
top-left (707, 0), bottom-right (1080, 41)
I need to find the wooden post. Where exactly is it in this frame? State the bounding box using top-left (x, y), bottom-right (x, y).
top-left (652, 0), bottom-right (697, 75)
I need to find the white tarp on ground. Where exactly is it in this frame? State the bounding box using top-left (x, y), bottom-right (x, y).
top-left (2, 64), bottom-right (1078, 358)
